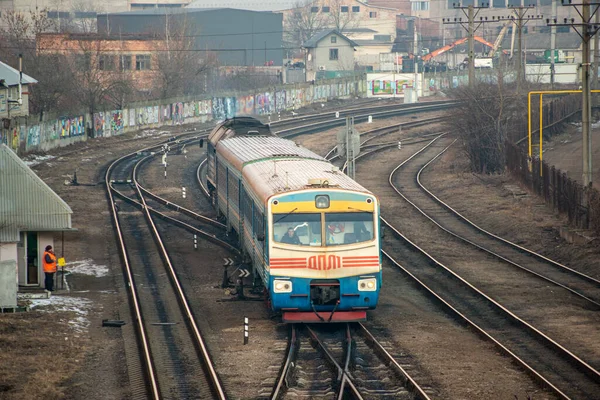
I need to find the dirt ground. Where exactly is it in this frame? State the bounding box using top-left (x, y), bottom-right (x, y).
top-left (5, 97), bottom-right (592, 399)
top-left (542, 122), bottom-right (600, 188)
top-left (0, 98), bottom-right (408, 400)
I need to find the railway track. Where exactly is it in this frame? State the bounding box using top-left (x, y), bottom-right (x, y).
top-left (389, 136), bottom-right (600, 308)
top-left (341, 128), bottom-right (600, 398)
top-left (105, 140), bottom-right (228, 399)
top-left (105, 100), bottom-right (456, 397)
top-left (269, 99), bottom-right (456, 132)
top-left (271, 323), bottom-right (433, 400)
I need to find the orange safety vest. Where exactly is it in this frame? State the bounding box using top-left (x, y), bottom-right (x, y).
top-left (42, 251), bottom-right (57, 273)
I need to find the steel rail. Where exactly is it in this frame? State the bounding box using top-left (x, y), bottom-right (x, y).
top-left (383, 139), bottom-right (600, 395)
top-left (304, 325), bottom-right (364, 400)
top-left (270, 325), bottom-right (298, 400)
top-left (132, 159), bottom-right (228, 400)
top-left (389, 137), bottom-right (600, 308)
top-left (324, 116), bottom-right (445, 161)
top-left (270, 100), bottom-right (457, 129)
top-left (105, 155), bottom-right (161, 400)
top-left (379, 247), bottom-right (571, 399)
top-left (336, 324), bottom-right (354, 400)
top-left (137, 183), bottom-right (226, 229)
top-left (275, 102), bottom-right (456, 138)
top-left (355, 322), bottom-right (431, 400)
top-left (417, 142), bottom-right (600, 287)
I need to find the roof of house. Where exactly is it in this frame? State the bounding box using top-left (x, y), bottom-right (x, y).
top-left (0, 61), bottom-right (37, 86)
top-left (501, 32), bottom-right (581, 50)
top-left (303, 29), bottom-right (359, 48)
top-left (99, 7), bottom-right (270, 17)
top-left (0, 145), bottom-right (72, 242)
top-left (186, 0), bottom-right (296, 11)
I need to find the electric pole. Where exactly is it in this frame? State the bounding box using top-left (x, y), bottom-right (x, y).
top-left (443, 2), bottom-right (493, 88)
top-left (509, 6), bottom-right (544, 92)
top-left (548, 0), bottom-right (600, 186)
top-left (551, 0), bottom-right (558, 87)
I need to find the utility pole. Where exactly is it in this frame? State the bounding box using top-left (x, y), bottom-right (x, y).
top-left (548, 1), bottom-right (600, 186)
top-left (551, 0), bottom-right (558, 87)
top-left (595, 6), bottom-right (600, 90)
top-left (510, 6), bottom-right (543, 92)
top-left (443, 2), bottom-right (496, 88)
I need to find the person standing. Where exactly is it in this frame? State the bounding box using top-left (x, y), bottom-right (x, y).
top-left (43, 245), bottom-right (57, 292)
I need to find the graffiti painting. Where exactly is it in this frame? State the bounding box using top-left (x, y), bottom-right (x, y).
top-left (94, 112), bottom-right (105, 137)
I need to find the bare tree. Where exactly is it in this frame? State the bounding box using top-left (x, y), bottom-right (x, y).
top-left (447, 83), bottom-right (525, 174)
top-left (325, 0), bottom-right (360, 32)
top-left (154, 16), bottom-right (217, 99)
top-left (285, 0), bottom-right (325, 48)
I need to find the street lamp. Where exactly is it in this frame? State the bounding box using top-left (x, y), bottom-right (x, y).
top-left (301, 46), bottom-right (308, 82)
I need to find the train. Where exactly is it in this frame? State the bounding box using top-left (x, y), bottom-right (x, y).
top-left (205, 116), bottom-right (381, 323)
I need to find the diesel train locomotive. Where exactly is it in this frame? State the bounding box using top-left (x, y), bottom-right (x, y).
top-left (206, 117), bottom-right (381, 322)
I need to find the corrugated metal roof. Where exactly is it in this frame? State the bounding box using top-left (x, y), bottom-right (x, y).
top-left (243, 158), bottom-right (370, 202)
top-left (0, 145), bottom-right (72, 242)
top-left (217, 136), bottom-right (324, 171)
top-left (0, 61), bottom-right (37, 86)
top-left (186, 0), bottom-right (297, 11)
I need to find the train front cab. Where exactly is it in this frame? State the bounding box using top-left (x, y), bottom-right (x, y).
top-left (267, 190), bottom-right (381, 323)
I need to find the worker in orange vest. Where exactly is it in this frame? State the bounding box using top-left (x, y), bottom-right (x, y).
top-left (43, 245), bottom-right (57, 292)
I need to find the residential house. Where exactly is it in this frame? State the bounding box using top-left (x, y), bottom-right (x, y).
top-left (303, 29), bottom-right (358, 81)
top-left (0, 61), bottom-right (37, 149)
top-left (281, 0), bottom-right (397, 71)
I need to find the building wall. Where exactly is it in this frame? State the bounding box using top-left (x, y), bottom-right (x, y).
top-left (368, 0), bottom-right (411, 14)
top-left (98, 9), bottom-right (284, 66)
top-left (0, 85), bottom-right (30, 119)
top-left (281, 0), bottom-right (398, 43)
top-left (310, 33), bottom-right (356, 73)
top-left (37, 33), bottom-right (164, 91)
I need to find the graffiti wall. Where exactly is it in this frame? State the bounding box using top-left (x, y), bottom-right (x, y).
top-left (10, 76), bottom-right (366, 154)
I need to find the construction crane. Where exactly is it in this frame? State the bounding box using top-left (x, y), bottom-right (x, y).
top-left (489, 21), bottom-right (513, 58)
top-left (421, 36), bottom-right (498, 63)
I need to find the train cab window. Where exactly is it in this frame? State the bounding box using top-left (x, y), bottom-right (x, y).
top-left (325, 212), bottom-right (374, 246)
top-left (273, 213), bottom-right (321, 246)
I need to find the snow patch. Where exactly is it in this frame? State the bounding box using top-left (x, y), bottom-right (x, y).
top-left (22, 154), bottom-right (56, 167)
top-left (134, 129), bottom-right (171, 139)
top-left (30, 296), bottom-right (93, 333)
top-left (65, 259), bottom-right (109, 277)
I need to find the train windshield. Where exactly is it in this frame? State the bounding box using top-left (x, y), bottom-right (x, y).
top-left (325, 212), bottom-right (374, 246)
top-left (273, 213), bottom-right (322, 246)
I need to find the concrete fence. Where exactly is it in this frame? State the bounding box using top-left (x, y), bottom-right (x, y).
top-left (1, 76), bottom-right (366, 155)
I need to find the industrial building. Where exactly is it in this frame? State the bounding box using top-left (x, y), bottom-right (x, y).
top-left (97, 8), bottom-right (284, 67)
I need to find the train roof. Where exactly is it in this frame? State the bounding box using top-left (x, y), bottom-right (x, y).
top-left (216, 136), bottom-right (372, 202)
top-left (208, 117), bottom-right (274, 146)
top-left (217, 136), bottom-right (323, 170)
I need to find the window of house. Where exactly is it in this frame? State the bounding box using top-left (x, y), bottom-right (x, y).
top-left (341, 6), bottom-right (349, 12)
top-left (352, 6), bottom-right (360, 12)
top-left (311, 6), bottom-right (319, 12)
top-left (329, 48), bottom-right (339, 60)
top-left (411, 1), bottom-right (430, 11)
top-left (369, 11), bottom-right (377, 18)
top-left (331, 36), bottom-right (337, 43)
top-left (136, 54), bottom-right (151, 70)
top-left (99, 55), bottom-right (114, 71)
top-left (374, 35), bottom-right (392, 42)
top-left (120, 55), bottom-right (132, 71)
top-left (322, 6), bottom-right (330, 12)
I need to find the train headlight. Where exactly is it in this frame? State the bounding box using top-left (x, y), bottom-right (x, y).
top-left (273, 280), bottom-right (293, 293)
top-left (358, 278), bottom-right (377, 292)
top-left (315, 195), bottom-right (330, 209)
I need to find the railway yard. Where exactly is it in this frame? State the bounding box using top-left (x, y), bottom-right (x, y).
top-left (1, 98), bottom-right (599, 400)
